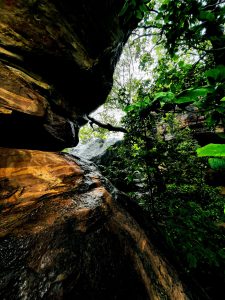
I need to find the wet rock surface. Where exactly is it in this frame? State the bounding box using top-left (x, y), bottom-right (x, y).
top-left (0, 149), bottom-right (190, 299)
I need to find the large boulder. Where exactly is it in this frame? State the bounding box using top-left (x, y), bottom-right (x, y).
top-left (68, 137), bottom-right (122, 165)
top-left (0, 148), bottom-right (190, 299)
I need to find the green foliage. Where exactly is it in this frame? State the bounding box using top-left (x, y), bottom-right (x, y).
top-left (197, 144), bottom-right (225, 157)
top-left (208, 158), bottom-right (225, 170)
top-left (79, 123), bottom-right (108, 142)
top-left (176, 86), bottom-right (213, 103)
top-left (160, 185), bottom-right (225, 271)
top-left (205, 65), bottom-right (225, 83)
top-left (119, 0), bottom-right (150, 20)
top-left (84, 0), bottom-right (225, 295)
top-left (103, 111), bottom-right (225, 275)
top-left (147, 0), bottom-right (225, 57)
top-left (127, 0), bottom-right (225, 132)
top-left (103, 114), bottom-right (225, 291)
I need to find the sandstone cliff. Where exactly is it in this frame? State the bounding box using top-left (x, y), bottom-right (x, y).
top-left (0, 0), bottom-right (134, 150)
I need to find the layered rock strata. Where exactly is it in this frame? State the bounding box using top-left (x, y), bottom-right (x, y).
top-left (0, 0), bottom-right (133, 150)
top-left (0, 149), bottom-right (189, 299)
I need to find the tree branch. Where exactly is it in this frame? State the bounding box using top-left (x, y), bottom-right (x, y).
top-left (131, 33), bottom-right (160, 43)
top-left (86, 115), bottom-right (128, 133)
top-left (137, 24), bottom-right (162, 30)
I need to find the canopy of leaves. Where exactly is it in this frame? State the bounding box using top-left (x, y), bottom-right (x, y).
top-left (87, 1), bottom-right (225, 298)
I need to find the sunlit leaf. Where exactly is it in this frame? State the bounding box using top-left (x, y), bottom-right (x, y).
top-left (154, 91), bottom-right (175, 102)
top-left (175, 96), bottom-right (194, 104)
top-left (154, 92), bottom-right (168, 100)
top-left (197, 144), bottom-right (225, 157)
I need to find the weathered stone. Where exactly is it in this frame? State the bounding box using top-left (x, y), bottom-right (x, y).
top-left (0, 0), bottom-right (135, 150)
top-left (0, 148), bottom-right (190, 299)
top-left (68, 137), bottom-right (122, 165)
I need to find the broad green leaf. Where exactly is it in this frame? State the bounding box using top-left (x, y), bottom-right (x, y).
top-left (143, 96), bottom-right (150, 104)
top-left (124, 97), bottom-right (151, 112)
top-left (190, 87), bottom-right (211, 97)
top-left (178, 61), bottom-right (184, 68)
top-left (138, 100), bottom-right (148, 108)
top-left (220, 97), bottom-right (225, 102)
top-left (124, 104), bottom-right (135, 112)
top-left (154, 92), bottom-right (168, 100)
top-left (175, 96), bottom-right (194, 104)
top-left (175, 86), bottom-right (213, 104)
top-left (183, 87), bottom-right (210, 97)
top-left (166, 92), bottom-right (175, 100)
top-left (199, 10), bottom-right (215, 22)
top-left (208, 158), bottom-right (225, 170)
top-left (197, 144), bottom-right (225, 157)
top-left (154, 91), bottom-right (175, 101)
top-left (205, 65), bottom-right (225, 82)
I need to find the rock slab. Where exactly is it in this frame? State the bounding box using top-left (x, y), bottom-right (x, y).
top-left (0, 149), bottom-right (189, 299)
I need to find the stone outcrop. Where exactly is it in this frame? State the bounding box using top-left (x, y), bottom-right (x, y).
top-left (0, 0), bottom-right (134, 150)
top-left (67, 137), bottom-right (122, 165)
top-left (0, 149), bottom-right (190, 299)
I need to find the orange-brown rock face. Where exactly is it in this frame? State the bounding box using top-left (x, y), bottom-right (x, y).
top-left (0, 0), bottom-right (135, 150)
top-left (0, 149), bottom-right (190, 299)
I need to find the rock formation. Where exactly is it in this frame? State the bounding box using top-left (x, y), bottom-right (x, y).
top-left (0, 0), bottom-right (134, 150)
top-left (67, 137), bottom-right (122, 165)
top-left (0, 149), bottom-right (190, 299)
top-left (0, 1), bottom-right (191, 299)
